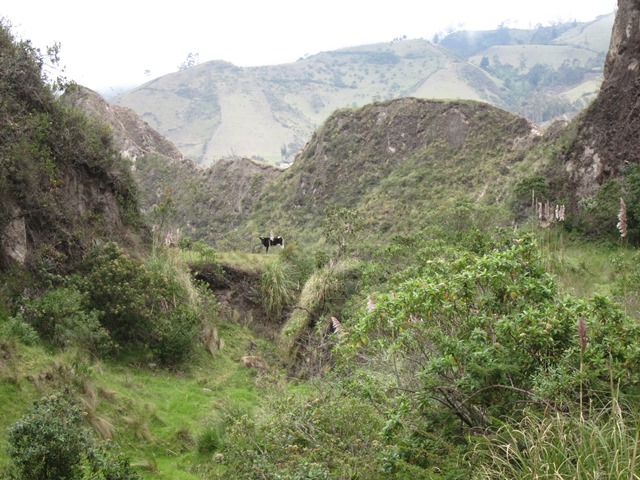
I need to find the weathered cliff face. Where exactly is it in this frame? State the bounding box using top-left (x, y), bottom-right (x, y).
top-left (0, 29), bottom-right (144, 271)
top-left (564, 0), bottom-right (640, 198)
top-left (63, 85), bottom-right (187, 164)
top-left (70, 85), bottom-right (284, 245)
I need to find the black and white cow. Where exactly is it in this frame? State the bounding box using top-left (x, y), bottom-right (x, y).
top-left (259, 236), bottom-right (284, 253)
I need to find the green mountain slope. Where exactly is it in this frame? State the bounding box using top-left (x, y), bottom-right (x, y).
top-left (0, 30), bottom-right (144, 272)
top-left (115, 40), bottom-right (510, 165)
top-left (113, 14), bottom-right (612, 166)
top-left (225, 98), bottom-right (546, 249)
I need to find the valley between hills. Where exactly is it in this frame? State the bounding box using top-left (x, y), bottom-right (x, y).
top-left (1, 2), bottom-right (640, 479)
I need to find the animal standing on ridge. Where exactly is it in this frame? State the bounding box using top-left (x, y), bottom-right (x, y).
top-left (259, 236), bottom-right (284, 253)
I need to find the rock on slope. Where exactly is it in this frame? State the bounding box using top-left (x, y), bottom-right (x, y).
top-left (67, 86), bottom-right (284, 245)
top-left (563, 0), bottom-right (640, 198)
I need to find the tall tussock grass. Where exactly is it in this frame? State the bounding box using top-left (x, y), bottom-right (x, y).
top-left (280, 259), bottom-right (361, 375)
top-left (472, 399), bottom-right (640, 479)
top-left (260, 258), bottom-right (299, 321)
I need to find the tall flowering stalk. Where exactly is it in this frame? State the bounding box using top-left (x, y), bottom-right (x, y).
top-left (578, 316), bottom-right (588, 422)
top-left (617, 197), bottom-right (628, 240)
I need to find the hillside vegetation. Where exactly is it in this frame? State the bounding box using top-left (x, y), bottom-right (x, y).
top-left (3, 3), bottom-right (640, 479)
top-left (114, 13), bottom-right (613, 165)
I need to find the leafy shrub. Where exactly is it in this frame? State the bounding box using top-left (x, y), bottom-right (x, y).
top-left (1, 315), bottom-right (39, 345)
top-left (76, 243), bottom-right (155, 344)
top-left (150, 305), bottom-right (201, 366)
top-left (346, 235), bottom-right (640, 429)
top-left (20, 286), bottom-right (112, 355)
top-left (8, 394), bottom-right (141, 480)
top-left (223, 382), bottom-right (384, 479)
top-left (9, 395), bottom-right (90, 480)
top-left (70, 242), bottom-right (203, 365)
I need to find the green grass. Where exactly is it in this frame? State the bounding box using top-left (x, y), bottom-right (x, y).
top-left (217, 250), bottom-right (274, 271)
top-left (533, 229), bottom-right (631, 299)
top-left (473, 401), bottom-right (640, 479)
top-left (0, 318), bottom-right (277, 479)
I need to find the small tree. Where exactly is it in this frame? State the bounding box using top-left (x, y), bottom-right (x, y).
top-left (9, 395), bottom-right (141, 480)
top-left (9, 395), bottom-right (91, 480)
top-left (178, 52), bottom-right (200, 71)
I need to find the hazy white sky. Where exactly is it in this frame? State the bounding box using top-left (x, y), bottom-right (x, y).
top-left (2, 0), bottom-right (616, 94)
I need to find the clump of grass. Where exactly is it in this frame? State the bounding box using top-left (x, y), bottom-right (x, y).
top-left (196, 421), bottom-right (226, 455)
top-left (123, 414), bottom-right (153, 442)
top-left (260, 258), bottom-right (299, 321)
top-left (473, 401), bottom-right (640, 479)
top-left (280, 259), bottom-right (361, 369)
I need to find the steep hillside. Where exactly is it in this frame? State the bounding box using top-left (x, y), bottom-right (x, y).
top-left (0, 28), bottom-right (143, 273)
top-left (114, 15), bottom-right (612, 166)
top-left (76, 88), bottom-right (543, 251)
top-left (242, 98), bottom-right (541, 246)
top-left (66, 86), bottom-right (284, 245)
top-left (562, 1), bottom-right (640, 199)
top-left (115, 40), bottom-right (506, 165)
top-left (63, 84), bottom-right (186, 163)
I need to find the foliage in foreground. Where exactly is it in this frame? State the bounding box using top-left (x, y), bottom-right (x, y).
top-left (345, 234), bottom-right (640, 429)
top-left (472, 399), bottom-right (640, 479)
top-left (9, 241), bottom-right (216, 367)
top-left (0, 19), bottom-right (142, 270)
top-left (220, 381), bottom-right (387, 480)
top-left (8, 394), bottom-right (140, 480)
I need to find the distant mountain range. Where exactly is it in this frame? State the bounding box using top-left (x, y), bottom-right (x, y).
top-left (113, 13), bottom-right (614, 166)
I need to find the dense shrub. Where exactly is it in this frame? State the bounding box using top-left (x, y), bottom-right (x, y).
top-left (0, 315), bottom-right (39, 345)
top-left (76, 243), bottom-right (155, 344)
top-left (66, 242), bottom-right (203, 365)
top-left (9, 395), bottom-right (90, 480)
top-left (346, 235), bottom-right (640, 429)
top-left (19, 286), bottom-right (112, 355)
top-left (150, 305), bottom-right (201, 366)
top-left (8, 394), bottom-right (141, 480)
top-left (223, 382), bottom-right (385, 479)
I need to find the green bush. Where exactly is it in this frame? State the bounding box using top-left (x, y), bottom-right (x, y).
top-left (150, 305), bottom-right (200, 367)
top-left (20, 286), bottom-right (112, 355)
top-left (223, 382), bottom-right (385, 479)
top-left (8, 394), bottom-right (141, 480)
top-left (347, 235), bottom-right (640, 429)
top-left (9, 395), bottom-right (89, 480)
top-left (69, 242), bottom-right (202, 365)
top-left (76, 243), bottom-right (155, 344)
top-left (1, 315), bottom-right (39, 345)
top-left (8, 395), bottom-right (141, 480)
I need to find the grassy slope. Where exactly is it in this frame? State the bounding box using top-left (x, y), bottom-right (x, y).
top-left (115, 40), bottom-right (508, 165)
top-left (114, 15), bottom-right (612, 166)
top-left (553, 12), bottom-right (616, 52)
top-left (469, 44), bottom-right (601, 71)
top-left (242, 98), bottom-right (539, 247)
top-left (0, 293), bottom-right (279, 479)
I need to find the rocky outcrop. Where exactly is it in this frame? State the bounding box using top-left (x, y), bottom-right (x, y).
top-left (63, 85), bottom-right (189, 164)
top-left (0, 26), bottom-right (144, 271)
top-left (1, 205), bottom-right (27, 265)
top-left (564, 0), bottom-right (640, 198)
top-left (70, 86), bottom-right (284, 245)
